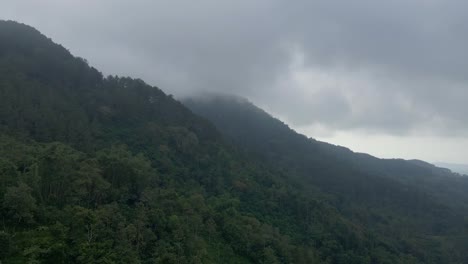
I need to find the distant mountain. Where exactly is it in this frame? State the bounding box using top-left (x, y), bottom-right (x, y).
top-left (434, 162), bottom-right (468, 176)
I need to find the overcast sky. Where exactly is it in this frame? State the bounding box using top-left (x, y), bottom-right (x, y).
top-left (2, 0), bottom-right (468, 163)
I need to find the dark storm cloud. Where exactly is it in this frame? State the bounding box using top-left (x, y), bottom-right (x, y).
top-left (2, 0), bottom-right (468, 135)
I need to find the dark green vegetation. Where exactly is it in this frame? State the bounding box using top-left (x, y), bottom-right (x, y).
top-left (185, 96), bottom-right (468, 263)
top-left (0, 20), bottom-right (467, 263)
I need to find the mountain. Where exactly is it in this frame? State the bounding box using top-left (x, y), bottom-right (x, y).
top-left (0, 20), bottom-right (394, 264)
top-left (435, 162), bottom-right (468, 176)
top-left (1, 20), bottom-right (467, 263)
top-left (184, 93), bottom-right (468, 263)
top-left (184, 94), bottom-right (468, 201)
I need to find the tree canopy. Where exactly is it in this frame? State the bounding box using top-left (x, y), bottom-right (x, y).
top-left (0, 20), bottom-right (467, 263)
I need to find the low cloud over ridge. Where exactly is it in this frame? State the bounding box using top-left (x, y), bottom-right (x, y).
top-left (2, 0), bottom-right (468, 137)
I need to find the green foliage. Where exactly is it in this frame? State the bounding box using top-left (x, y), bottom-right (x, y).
top-left (185, 94), bottom-right (468, 264)
top-left (0, 20), bottom-right (467, 264)
top-left (3, 182), bottom-right (37, 225)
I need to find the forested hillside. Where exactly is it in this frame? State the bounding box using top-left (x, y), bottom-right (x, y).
top-left (185, 94), bottom-right (468, 263)
top-left (0, 20), bottom-right (467, 263)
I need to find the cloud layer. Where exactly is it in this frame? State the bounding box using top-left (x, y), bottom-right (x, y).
top-left (2, 0), bottom-right (468, 137)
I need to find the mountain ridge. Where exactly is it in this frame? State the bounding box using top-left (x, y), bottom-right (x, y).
top-left (184, 93), bottom-right (463, 177)
top-left (184, 93), bottom-right (462, 176)
top-left (1, 20), bottom-right (467, 263)
top-left (184, 93), bottom-right (468, 258)
top-left (0, 19), bottom-right (382, 264)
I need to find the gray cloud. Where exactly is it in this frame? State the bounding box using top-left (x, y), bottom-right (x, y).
top-left (2, 0), bottom-right (468, 136)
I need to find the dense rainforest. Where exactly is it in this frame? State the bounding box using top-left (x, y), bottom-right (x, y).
top-left (0, 20), bottom-right (467, 263)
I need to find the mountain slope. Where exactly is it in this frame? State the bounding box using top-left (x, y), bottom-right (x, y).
top-left (184, 95), bottom-right (468, 202)
top-left (435, 162), bottom-right (468, 176)
top-left (184, 94), bottom-right (468, 263)
top-left (0, 20), bottom-right (423, 264)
